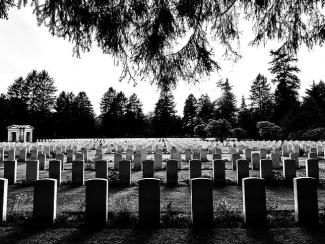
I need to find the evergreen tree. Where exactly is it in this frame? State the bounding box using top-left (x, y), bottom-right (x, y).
top-left (55, 91), bottom-right (76, 137)
top-left (238, 96), bottom-right (257, 138)
top-left (124, 93), bottom-right (145, 136)
top-left (196, 94), bottom-right (214, 124)
top-left (183, 94), bottom-right (198, 136)
top-left (269, 49), bottom-right (300, 123)
top-left (153, 91), bottom-right (179, 137)
top-left (216, 78), bottom-right (237, 125)
top-left (249, 73), bottom-right (274, 120)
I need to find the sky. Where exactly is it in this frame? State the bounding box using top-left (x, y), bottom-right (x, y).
top-left (1, 6), bottom-right (325, 116)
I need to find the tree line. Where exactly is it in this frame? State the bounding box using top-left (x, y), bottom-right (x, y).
top-left (1, 49), bottom-right (325, 141)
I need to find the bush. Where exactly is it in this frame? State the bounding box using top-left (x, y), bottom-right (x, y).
top-left (301, 127), bottom-right (325, 141)
top-left (257, 121), bottom-right (282, 140)
top-left (230, 127), bottom-right (248, 140)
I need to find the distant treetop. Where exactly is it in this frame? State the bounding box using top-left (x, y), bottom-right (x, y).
top-left (2, 1), bottom-right (325, 90)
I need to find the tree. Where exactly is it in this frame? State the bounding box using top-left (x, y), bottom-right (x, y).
top-left (153, 91), bottom-right (179, 137)
top-left (249, 73), bottom-right (274, 120)
top-left (8, 70), bottom-right (57, 113)
top-left (124, 93), bottom-right (145, 136)
top-left (256, 121), bottom-right (282, 140)
top-left (183, 94), bottom-right (197, 136)
top-left (238, 96), bottom-right (257, 138)
top-left (216, 78), bottom-right (237, 125)
top-left (205, 119), bottom-right (231, 141)
top-left (269, 49), bottom-right (300, 123)
top-left (196, 94), bottom-right (214, 124)
top-left (2, 1), bottom-right (324, 90)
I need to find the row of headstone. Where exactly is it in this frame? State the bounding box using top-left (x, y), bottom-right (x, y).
top-left (0, 176), bottom-right (318, 226)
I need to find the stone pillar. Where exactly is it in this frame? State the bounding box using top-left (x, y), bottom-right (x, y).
top-left (166, 160), bottom-right (178, 186)
top-left (260, 159), bottom-right (273, 181)
top-left (139, 178), bottom-right (160, 226)
top-left (294, 177), bottom-right (318, 225)
top-left (49, 160), bottom-right (62, 186)
top-left (85, 179), bottom-right (108, 225)
top-left (114, 153), bottom-right (122, 170)
top-left (306, 159), bottom-right (319, 182)
top-left (283, 159), bottom-right (296, 181)
top-left (95, 160), bottom-right (108, 179)
top-left (213, 159), bottom-right (225, 184)
top-left (191, 178), bottom-right (213, 227)
top-left (242, 177), bottom-right (266, 226)
top-left (231, 153), bottom-right (240, 170)
top-left (133, 152), bottom-right (142, 171)
top-left (67, 149), bottom-right (73, 163)
top-left (189, 160), bottom-right (201, 179)
top-left (142, 160), bottom-right (154, 178)
top-left (4, 161), bottom-right (17, 185)
top-left (0, 178), bottom-right (8, 223)
top-left (185, 149), bottom-right (192, 162)
top-left (251, 152), bottom-right (260, 170)
top-left (119, 160), bottom-right (131, 186)
top-left (154, 153), bottom-right (162, 170)
top-left (72, 160), bottom-right (84, 186)
top-left (33, 179), bottom-right (57, 224)
top-left (237, 159), bottom-right (249, 185)
top-left (26, 160), bottom-right (39, 184)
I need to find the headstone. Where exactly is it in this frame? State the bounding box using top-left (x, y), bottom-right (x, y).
top-left (133, 152), bottom-right (142, 171)
top-left (242, 177), bottom-right (266, 226)
top-left (33, 179), bottom-right (57, 224)
top-left (72, 160), bottom-right (84, 186)
top-left (30, 149), bottom-right (38, 160)
top-left (306, 159), bottom-right (319, 182)
top-left (139, 178), bottom-right (160, 226)
top-left (271, 153), bottom-right (280, 169)
top-left (81, 149), bottom-right (88, 163)
top-left (26, 160), bottom-right (39, 184)
top-left (259, 148), bottom-right (267, 159)
top-left (85, 179), bottom-right (108, 225)
top-left (251, 152), bottom-right (260, 170)
top-left (294, 177), bottom-right (318, 225)
top-left (171, 147), bottom-right (177, 160)
top-left (142, 160), bottom-right (154, 178)
top-left (38, 153), bottom-right (46, 170)
top-left (260, 159), bottom-right (273, 180)
top-left (141, 149), bottom-right (147, 161)
top-left (185, 149), bottom-right (192, 162)
top-left (126, 149), bottom-right (133, 161)
top-left (8, 149), bottom-right (15, 161)
top-left (119, 160), bottom-right (131, 186)
top-left (49, 160), bottom-right (62, 186)
top-left (237, 159), bottom-right (249, 185)
top-left (95, 160), bottom-right (108, 179)
top-left (67, 149), bottom-right (73, 162)
top-left (114, 153), bottom-right (122, 170)
top-left (0, 148), bottom-right (4, 162)
top-left (189, 160), bottom-right (201, 179)
top-left (213, 153), bottom-right (222, 160)
top-left (0, 178), bottom-right (8, 223)
top-left (4, 161), bottom-right (17, 185)
top-left (290, 152), bottom-right (299, 168)
top-left (200, 149), bottom-right (207, 162)
top-left (283, 159), bottom-right (296, 181)
top-left (193, 153), bottom-right (200, 160)
top-left (308, 152), bottom-right (317, 159)
top-left (154, 153), bottom-right (162, 170)
top-left (231, 153), bottom-right (240, 170)
top-left (55, 154), bottom-right (65, 170)
top-left (213, 160), bottom-right (225, 184)
top-left (20, 149), bottom-right (27, 162)
top-left (191, 178), bottom-right (213, 227)
top-left (166, 160), bottom-right (178, 186)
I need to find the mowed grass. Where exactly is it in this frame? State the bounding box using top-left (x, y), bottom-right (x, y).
top-left (0, 151), bottom-right (325, 243)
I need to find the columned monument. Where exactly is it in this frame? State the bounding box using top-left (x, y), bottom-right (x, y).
top-left (7, 125), bottom-right (34, 142)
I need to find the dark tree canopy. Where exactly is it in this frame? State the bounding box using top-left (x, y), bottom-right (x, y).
top-left (2, 1), bottom-right (325, 90)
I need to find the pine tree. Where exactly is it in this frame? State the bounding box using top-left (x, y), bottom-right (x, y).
top-left (269, 49), bottom-right (300, 123)
top-left (153, 91), bottom-right (179, 137)
top-left (217, 78), bottom-right (237, 125)
top-left (249, 73), bottom-right (274, 120)
top-left (124, 93), bottom-right (145, 136)
top-left (183, 94), bottom-right (198, 136)
top-left (196, 94), bottom-right (214, 124)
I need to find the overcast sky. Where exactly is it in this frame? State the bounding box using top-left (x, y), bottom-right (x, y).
top-left (1, 6), bottom-right (325, 116)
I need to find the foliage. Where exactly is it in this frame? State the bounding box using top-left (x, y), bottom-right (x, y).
top-left (196, 94), bottom-right (215, 124)
top-left (257, 121), bottom-right (282, 140)
top-left (194, 123), bottom-right (207, 139)
top-left (216, 79), bottom-right (237, 125)
top-left (230, 127), bottom-right (248, 140)
top-left (301, 128), bottom-right (325, 141)
top-left (183, 94), bottom-right (198, 136)
top-left (205, 119), bottom-right (231, 140)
